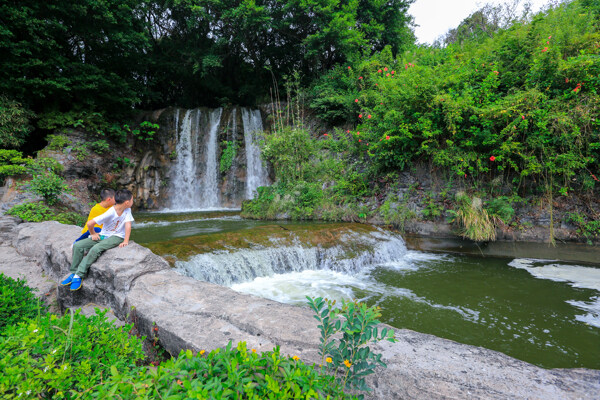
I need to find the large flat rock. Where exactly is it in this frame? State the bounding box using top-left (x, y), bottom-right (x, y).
top-left (1, 216), bottom-right (599, 399)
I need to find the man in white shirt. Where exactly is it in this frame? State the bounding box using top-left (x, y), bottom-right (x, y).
top-left (60, 189), bottom-right (134, 291)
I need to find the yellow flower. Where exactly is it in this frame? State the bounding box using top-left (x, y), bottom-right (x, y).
top-left (343, 360), bottom-right (352, 368)
top-left (252, 349), bottom-right (256, 353)
top-left (326, 357), bottom-right (332, 363)
top-left (293, 356), bottom-right (299, 361)
top-left (200, 350), bottom-right (205, 355)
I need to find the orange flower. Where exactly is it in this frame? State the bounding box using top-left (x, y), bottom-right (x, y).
top-left (343, 360), bottom-right (352, 368)
top-left (326, 357), bottom-right (332, 363)
top-left (293, 356), bottom-right (299, 361)
top-left (252, 349), bottom-right (257, 353)
top-left (200, 350), bottom-right (205, 355)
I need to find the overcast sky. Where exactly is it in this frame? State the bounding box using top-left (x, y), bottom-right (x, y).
top-left (409, 0), bottom-right (556, 44)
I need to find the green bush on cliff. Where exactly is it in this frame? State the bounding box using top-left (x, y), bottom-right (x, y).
top-left (6, 202), bottom-right (84, 226)
top-left (0, 274), bottom-right (45, 335)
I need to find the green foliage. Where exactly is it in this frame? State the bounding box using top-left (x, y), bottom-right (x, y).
top-left (0, 96), bottom-right (34, 149)
top-left (45, 134), bottom-right (71, 151)
top-left (421, 192), bottom-right (443, 221)
top-left (565, 212), bottom-right (600, 244)
top-left (28, 173), bottom-right (69, 205)
top-left (219, 140), bottom-right (237, 174)
top-left (6, 202), bottom-right (54, 222)
top-left (307, 297), bottom-right (396, 393)
top-left (485, 196), bottom-right (516, 224)
top-left (88, 139), bottom-right (109, 154)
top-left (262, 127), bottom-right (316, 185)
top-left (112, 156), bottom-right (135, 171)
top-left (26, 157), bottom-right (64, 176)
top-left (97, 341), bottom-right (355, 400)
top-left (309, 0), bottom-right (600, 194)
top-left (452, 192), bottom-right (497, 241)
top-left (0, 309), bottom-right (145, 399)
top-left (127, 121), bottom-right (159, 142)
top-left (0, 274), bottom-right (45, 335)
top-left (0, 149), bottom-right (29, 182)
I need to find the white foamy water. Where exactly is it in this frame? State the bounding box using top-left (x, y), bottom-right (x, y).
top-left (134, 215), bottom-right (241, 228)
top-left (176, 229), bottom-right (408, 286)
top-left (508, 258), bottom-right (600, 291)
top-left (567, 297), bottom-right (600, 328)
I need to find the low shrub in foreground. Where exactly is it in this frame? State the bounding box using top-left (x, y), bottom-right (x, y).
top-left (97, 341), bottom-right (356, 399)
top-left (7, 202), bottom-right (86, 226)
top-left (0, 274), bottom-right (45, 335)
top-left (0, 309), bottom-right (145, 399)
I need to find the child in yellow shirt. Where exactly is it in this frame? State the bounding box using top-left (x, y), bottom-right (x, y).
top-left (73, 189), bottom-right (116, 243)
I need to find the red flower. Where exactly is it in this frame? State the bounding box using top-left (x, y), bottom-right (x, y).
top-left (346, 130), bottom-right (350, 133)
top-left (356, 131), bottom-right (360, 135)
top-left (592, 174), bottom-right (599, 182)
top-left (355, 98), bottom-right (359, 103)
top-left (522, 115), bottom-right (525, 120)
top-left (386, 73), bottom-right (390, 77)
top-left (359, 76), bottom-right (363, 80)
top-left (546, 41), bottom-right (549, 44)
top-left (542, 47), bottom-right (548, 52)
top-left (324, 133), bottom-right (328, 136)
top-left (367, 115), bottom-right (372, 119)
top-left (548, 35), bottom-right (552, 39)
top-left (358, 139), bottom-right (362, 142)
top-left (493, 71), bottom-right (499, 75)
top-left (358, 114), bottom-right (362, 118)
top-left (490, 156), bottom-right (496, 162)
top-left (391, 71), bottom-right (395, 75)
top-left (384, 67), bottom-right (388, 71)
top-left (565, 78), bottom-right (569, 83)
top-left (378, 69), bottom-right (382, 73)
top-left (385, 135), bottom-right (390, 140)
top-left (348, 66), bottom-right (351, 70)
top-left (380, 102), bottom-right (383, 105)
top-left (375, 83), bottom-right (378, 86)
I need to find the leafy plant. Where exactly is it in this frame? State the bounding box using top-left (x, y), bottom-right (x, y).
top-left (96, 341), bottom-right (355, 400)
top-left (6, 202), bottom-right (54, 222)
top-left (88, 139), bottom-right (109, 154)
top-left (127, 121), bottom-right (159, 142)
top-left (0, 149), bottom-right (29, 183)
top-left (0, 309), bottom-right (145, 399)
top-left (452, 192), bottom-right (496, 241)
top-left (0, 274), bottom-right (45, 335)
top-left (485, 196), bottom-right (516, 224)
top-left (306, 296), bottom-right (396, 393)
top-left (0, 96), bottom-right (34, 149)
top-left (26, 157), bottom-right (64, 176)
top-left (421, 193), bottom-right (443, 221)
top-left (219, 140), bottom-right (237, 174)
top-left (45, 134), bottom-right (71, 150)
top-left (28, 172), bottom-right (69, 205)
top-left (565, 212), bottom-right (600, 244)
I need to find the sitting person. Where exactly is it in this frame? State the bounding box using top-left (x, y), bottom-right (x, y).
top-left (73, 188), bottom-right (116, 243)
top-left (61, 189), bottom-right (134, 291)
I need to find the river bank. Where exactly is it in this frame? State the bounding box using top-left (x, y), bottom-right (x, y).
top-left (1, 212), bottom-right (599, 399)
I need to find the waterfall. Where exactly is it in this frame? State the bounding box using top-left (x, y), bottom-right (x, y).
top-left (170, 109), bottom-right (199, 209)
top-left (175, 229), bottom-right (408, 286)
top-left (198, 108), bottom-right (222, 208)
top-left (242, 108), bottom-right (269, 199)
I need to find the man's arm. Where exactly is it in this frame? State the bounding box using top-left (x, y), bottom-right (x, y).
top-left (119, 221), bottom-right (132, 248)
top-left (87, 219), bottom-right (100, 241)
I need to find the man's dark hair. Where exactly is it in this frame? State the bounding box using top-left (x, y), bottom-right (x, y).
top-left (100, 188), bottom-right (115, 201)
top-left (115, 189), bottom-right (133, 204)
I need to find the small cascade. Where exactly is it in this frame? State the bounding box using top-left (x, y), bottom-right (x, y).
top-left (175, 229), bottom-right (408, 286)
top-left (170, 109), bottom-right (200, 209)
top-left (198, 108), bottom-right (222, 208)
top-left (242, 108), bottom-right (269, 199)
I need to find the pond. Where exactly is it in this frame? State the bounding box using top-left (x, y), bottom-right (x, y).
top-left (131, 210), bottom-right (600, 370)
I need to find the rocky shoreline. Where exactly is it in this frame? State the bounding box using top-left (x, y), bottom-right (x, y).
top-left (0, 214), bottom-right (599, 399)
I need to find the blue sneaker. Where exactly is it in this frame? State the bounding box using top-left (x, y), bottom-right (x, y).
top-left (70, 277), bottom-right (83, 291)
top-left (60, 274), bottom-right (75, 286)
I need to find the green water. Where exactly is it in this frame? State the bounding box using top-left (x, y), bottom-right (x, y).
top-left (132, 211), bottom-right (600, 369)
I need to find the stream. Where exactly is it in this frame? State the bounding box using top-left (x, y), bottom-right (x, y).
top-left (131, 210), bottom-right (600, 370)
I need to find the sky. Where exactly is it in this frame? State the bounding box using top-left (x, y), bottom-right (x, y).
top-left (408, 0), bottom-right (556, 44)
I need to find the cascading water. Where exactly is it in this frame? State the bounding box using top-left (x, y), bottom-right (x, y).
top-left (170, 109), bottom-right (200, 209)
top-left (175, 229), bottom-right (408, 286)
top-left (242, 108), bottom-right (269, 199)
top-left (198, 108), bottom-right (222, 208)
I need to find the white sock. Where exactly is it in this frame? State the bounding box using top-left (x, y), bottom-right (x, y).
top-left (73, 274), bottom-right (80, 279)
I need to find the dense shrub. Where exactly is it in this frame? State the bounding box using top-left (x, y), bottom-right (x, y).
top-left (0, 149), bottom-right (30, 183)
top-left (0, 309), bottom-right (145, 399)
top-left (28, 172), bottom-right (69, 205)
top-left (6, 202), bottom-right (85, 227)
top-left (97, 342), bottom-right (356, 400)
top-left (0, 96), bottom-right (34, 149)
top-left (0, 274), bottom-right (45, 335)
